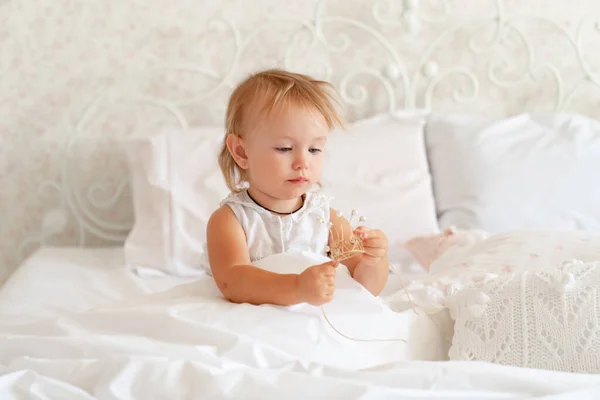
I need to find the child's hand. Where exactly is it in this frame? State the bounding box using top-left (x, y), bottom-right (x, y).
top-left (296, 261), bottom-right (339, 305)
top-left (355, 226), bottom-right (389, 267)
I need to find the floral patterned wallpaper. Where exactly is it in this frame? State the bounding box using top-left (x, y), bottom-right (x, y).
top-left (2, 0), bottom-right (600, 284)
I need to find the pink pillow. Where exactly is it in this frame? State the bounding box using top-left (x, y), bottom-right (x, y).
top-left (403, 228), bottom-right (488, 270)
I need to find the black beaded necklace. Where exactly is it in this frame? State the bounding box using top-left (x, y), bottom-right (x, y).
top-left (246, 191), bottom-right (305, 215)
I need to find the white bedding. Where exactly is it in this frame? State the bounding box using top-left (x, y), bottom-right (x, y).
top-left (2, 247), bottom-right (600, 399)
top-left (0, 247), bottom-right (192, 326)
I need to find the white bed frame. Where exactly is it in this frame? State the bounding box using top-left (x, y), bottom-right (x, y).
top-left (4, 0), bottom-right (600, 282)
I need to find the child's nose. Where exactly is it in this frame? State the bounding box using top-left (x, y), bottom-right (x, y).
top-left (293, 154), bottom-right (309, 170)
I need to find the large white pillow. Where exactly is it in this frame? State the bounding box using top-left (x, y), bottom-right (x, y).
top-left (122, 112), bottom-right (439, 276)
top-left (122, 127), bottom-right (228, 277)
top-left (425, 112), bottom-right (600, 233)
top-left (321, 112), bottom-right (440, 245)
top-left (446, 259), bottom-right (600, 373)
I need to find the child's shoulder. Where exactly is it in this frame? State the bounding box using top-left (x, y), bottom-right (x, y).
top-left (208, 191), bottom-right (248, 221)
top-left (208, 203), bottom-right (238, 227)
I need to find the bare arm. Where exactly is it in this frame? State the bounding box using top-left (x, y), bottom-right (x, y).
top-left (329, 208), bottom-right (389, 296)
top-left (206, 205), bottom-right (301, 306)
top-left (207, 206), bottom-right (337, 306)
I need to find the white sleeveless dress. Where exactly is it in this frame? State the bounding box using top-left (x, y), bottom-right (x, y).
top-left (201, 190), bottom-right (333, 273)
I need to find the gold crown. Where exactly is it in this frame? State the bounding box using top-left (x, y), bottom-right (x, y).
top-left (318, 209), bottom-right (366, 262)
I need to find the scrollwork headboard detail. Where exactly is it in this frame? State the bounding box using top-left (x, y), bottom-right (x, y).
top-left (2, 0), bottom-right (600, 281)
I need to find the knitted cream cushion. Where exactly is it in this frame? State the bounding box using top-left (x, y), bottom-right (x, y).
top-left (446, 259), bottom-right (600, 373)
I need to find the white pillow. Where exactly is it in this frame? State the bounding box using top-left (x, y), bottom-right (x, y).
top-left (425, 112), bottom-right (600, 233)
top-left (446, 259), bottom-right (600, 373)
top-left (122, 112), bottom-right (439, 276)
top-left (321, 112), bottom-right (440, 245)
top-left (122, 127), bottom-right (229, 277)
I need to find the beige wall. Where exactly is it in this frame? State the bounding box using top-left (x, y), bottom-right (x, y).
top-left (2, 0), bottom-right (600, 282)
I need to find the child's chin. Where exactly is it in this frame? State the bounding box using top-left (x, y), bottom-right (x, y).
top-left (278, 187), bottom-right (308, 199)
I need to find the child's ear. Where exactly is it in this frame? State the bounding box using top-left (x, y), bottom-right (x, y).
top-left (226, 133), bottom-right (249, 170)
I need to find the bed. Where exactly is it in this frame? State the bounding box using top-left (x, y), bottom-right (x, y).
top-left (4, 0), bottom-right (600, 398)
top-left (3, 247), bottom-right (600, 399)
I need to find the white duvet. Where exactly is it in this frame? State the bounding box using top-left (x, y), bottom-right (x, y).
top-left (2, 250), bottom-right (600, 399)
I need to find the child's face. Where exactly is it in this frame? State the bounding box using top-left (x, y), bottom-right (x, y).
top-left (242, 104), bottom-right (330, 200)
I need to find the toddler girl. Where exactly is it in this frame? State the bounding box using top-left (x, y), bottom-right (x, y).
top-left (206, 68), bottom-right (389, 306)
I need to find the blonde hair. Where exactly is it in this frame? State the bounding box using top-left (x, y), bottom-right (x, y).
top-left (219, 68), bottom-right (344, 192)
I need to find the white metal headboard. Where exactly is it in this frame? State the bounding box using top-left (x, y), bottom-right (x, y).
top-left (3, 0), bottom-right (600, 279)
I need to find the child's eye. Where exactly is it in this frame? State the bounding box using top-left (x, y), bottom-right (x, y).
top-left (309, 148), bottom-right (322, 154)
top-left (275, 147), bottom-right (292, 152)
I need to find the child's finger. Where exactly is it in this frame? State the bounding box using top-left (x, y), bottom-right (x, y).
top-left (362, 237), bottom-right (385, 248)
top-left (321, 263), bottom-right (338, 276)
top-left (354, 227), bottom-right (371, 238)
top-left (320, 260), bottom-right (338, 267)
top-left (354, 225), bottom-right (369, 233)
top-left (322, 271), bottom-right (336, 279)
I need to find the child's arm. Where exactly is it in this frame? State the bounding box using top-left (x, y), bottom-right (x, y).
top-left (207, 205), bottom-right (337, 306)
top-left (329, 209), bottom-right (389, 296)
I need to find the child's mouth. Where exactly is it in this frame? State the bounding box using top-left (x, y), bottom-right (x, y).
top-left (288, 178), bottom-right (308, 184)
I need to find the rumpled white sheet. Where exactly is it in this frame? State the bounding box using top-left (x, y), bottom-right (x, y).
top-left (2, 248), bottom-right (600, 399)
